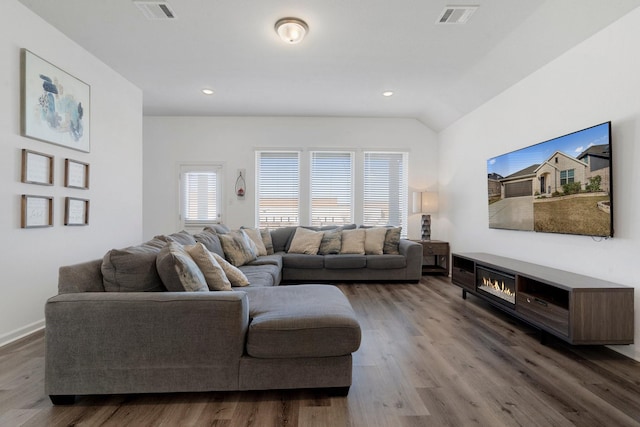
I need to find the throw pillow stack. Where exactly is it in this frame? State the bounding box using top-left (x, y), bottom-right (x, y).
top-left (285, 226), bottom-right (401, 255)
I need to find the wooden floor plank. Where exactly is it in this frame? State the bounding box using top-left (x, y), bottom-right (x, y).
top-left (2, 276), bottom-right (640, 426)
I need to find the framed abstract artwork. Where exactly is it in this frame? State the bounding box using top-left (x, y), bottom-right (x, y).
top-left (21, 49), bottom-right (90, 152)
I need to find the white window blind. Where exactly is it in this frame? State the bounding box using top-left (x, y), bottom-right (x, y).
top-left (180, 165), bottom-right (221, 227)
top-left (363, 152), bottom-right (408, 233)
top-left (310, 151), bottom-right (354, 226)
top-left (257, 151), bottom-right (300, 228)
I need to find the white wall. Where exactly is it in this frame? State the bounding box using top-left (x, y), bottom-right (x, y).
top-left (439, 7), bottom-right (640, 360)
top-left (143, 116), bottom-right (437, 240)
top-left (0, 1), bottom-right (143, 346)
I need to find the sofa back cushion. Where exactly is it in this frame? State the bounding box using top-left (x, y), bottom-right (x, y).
top-left (269, 226), bottom-right (297, 253)
top-left (101, 246), bottom-right (165, 292)
top-left (193, 229), bottom-right (225, 258)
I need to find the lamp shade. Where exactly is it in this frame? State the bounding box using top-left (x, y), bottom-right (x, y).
top-left (412, 191), bottom-right (438, 214)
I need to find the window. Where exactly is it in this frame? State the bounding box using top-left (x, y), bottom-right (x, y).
top-left (310, 151), bottom-right (353, 226)
top-left (179, 164), bottom-right (222, 227)
top-left (257, 151), bottom-right (300, 228)
top-left (560, 169), bottom-right (575, 185)
top-left (363, 152), bottom-right (408, 231)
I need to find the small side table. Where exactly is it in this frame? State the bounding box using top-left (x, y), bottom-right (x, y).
top-left (412, 240), bottom-right (450, 276)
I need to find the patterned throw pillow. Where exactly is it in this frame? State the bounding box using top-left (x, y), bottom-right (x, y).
top-left (185, 243), bottom-right (232, 291)
top-left (260, 228), bottom-right (274, 255)
top-left (242, 227), bottom-right (268, 256)
top-left (340, 229), bottom-right (366, 254)
top-left (156, 242), bottom-right (208, 292)
top-left (364, 227), bottom-right (388, 255)
top-left (288, 227), bottom-right (324, 255)
top-left (383, 227), bottom-right (402, 254)
top-left (218, 230), bottom-right (257, 266)
top-left (318, 228), bottom-right (342, 255)
top-left (212, 252), bottom-right (250, 287)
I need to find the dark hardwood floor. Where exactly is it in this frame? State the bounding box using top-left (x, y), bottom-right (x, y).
top-left (1, 276), bottom-right (639, 426)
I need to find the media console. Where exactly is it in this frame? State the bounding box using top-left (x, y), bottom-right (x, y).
top-left (451, 253), bottom-right (634, 345)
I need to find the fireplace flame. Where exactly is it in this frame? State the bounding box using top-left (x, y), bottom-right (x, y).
top-left (481, 277), bottom-right (515, 297)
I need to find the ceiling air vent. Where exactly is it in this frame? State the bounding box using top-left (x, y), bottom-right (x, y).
top-left (436, 5), bottom-right (478, 24)
top-left (134, 1), bottom-right (176, 20)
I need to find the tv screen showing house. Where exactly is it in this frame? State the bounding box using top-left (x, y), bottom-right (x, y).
top-left (487, 122), bottom-right (613, 237)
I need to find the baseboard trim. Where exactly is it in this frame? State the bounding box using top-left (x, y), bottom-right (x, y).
top-left (0, 319), bottom-right (45, 348)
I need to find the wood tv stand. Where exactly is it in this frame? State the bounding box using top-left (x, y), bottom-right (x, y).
top-left (451, 253), bottom-right (634, 345)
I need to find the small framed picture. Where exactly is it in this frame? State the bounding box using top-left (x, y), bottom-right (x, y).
top-left (21, 195), bottom-right (53, 228)
top-left (21, 149), bottom-right (54, 185)
top-left (65, 159), bottom-right (90, 189)
top-left (64, 197), bottom-right (89, 226)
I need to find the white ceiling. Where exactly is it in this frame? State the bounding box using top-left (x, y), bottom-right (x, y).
top-left (18, 0), bottom-right (640, 131)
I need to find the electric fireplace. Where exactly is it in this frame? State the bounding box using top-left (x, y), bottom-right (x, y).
top-left (476, 266), bottom-right (516, 306)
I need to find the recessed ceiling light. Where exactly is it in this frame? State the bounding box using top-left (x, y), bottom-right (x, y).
top-left (202, 88), bottom-right (214, 95)
top-left (382, 91), bottom-right (394, 97)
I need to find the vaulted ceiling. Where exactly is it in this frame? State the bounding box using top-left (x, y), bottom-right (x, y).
top-left (18, 0), bottom-right (640, 131)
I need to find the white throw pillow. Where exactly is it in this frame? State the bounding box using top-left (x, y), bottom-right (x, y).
top-left (212, 252), bottom-right (250, 287)
top-left (242, 227), bottom-right (267, 256)
top-left (340, 229), bottom-right (366, 254)
top-left (185, 243), bottom-right (232, 291)
top-left (288, 227), bottom-right (324, 255)
top-left (364, 227), bottom-right (387, 255)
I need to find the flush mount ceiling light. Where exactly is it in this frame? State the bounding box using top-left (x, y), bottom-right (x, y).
top-left (201, 88), bottom-right (214, 95)
top-left (382, 91), bottom-right (394, 97)
top-left (275, 18), bottom-right (309, 44)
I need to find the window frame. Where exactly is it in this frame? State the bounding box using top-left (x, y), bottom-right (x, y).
top-left (256, 151), bottom-right (301, 229)
top-left (309, 150), bottom-right (355, 227)
top-left (178, 163), bottom-right (223, 229)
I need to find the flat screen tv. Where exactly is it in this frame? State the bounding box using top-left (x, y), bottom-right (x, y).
top-left (487, 122), bottom-right (613, 237)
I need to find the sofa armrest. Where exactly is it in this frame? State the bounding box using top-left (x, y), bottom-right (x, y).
top-left (45, 292), bottom-right (249, 393)
top-left (398, 239), bottom-right (423, 281)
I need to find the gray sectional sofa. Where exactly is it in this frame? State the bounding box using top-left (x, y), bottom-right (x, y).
top-left (44, 225), bottom-right (422, 404)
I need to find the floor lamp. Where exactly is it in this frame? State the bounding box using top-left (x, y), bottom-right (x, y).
top-left (412, 191), bottom-right (438, 241)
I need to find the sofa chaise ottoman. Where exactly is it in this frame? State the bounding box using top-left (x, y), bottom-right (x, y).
top-left (45, 283), bottom-right (361, 404)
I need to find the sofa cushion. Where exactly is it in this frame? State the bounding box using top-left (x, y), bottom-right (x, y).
top-left (238, 265), bottom-right (278, 287)
top-left (340, 229), bottom-right (366, 254)
top-left (270, 226), bottom-right (297, 253)
top-left (318, 228), bottom-right (342, 255)
top-left (154, 230), bottom-right (197, 246)
top-left (244, 285), bottom-right (361, 358)
top-left (383, 227), bottom-right (402, 255)
top-left (193, 230), bottom-right (225, 258)
top-left (101, 248), bottom-right (165, 292)
top-left (185, 243), bottom-right (232, 291)
top-left (282, 254), bottom-right (325, 269)
top-left (204, 224), bottom-right (231, 234)
top-left (247, 254), bottom-right (282, 268)
top-left (364, 227), bottom-right (387, 255)
top-left (324, 254), bottom-right (366, 269)
top-left (219, 230), bottom-right (257, 266)
top-left (366, 255), bottom-right (407, 270)
top-left (156, 242), bottom-right (209, 292)
top-left (212, 252), bottom-right (250, 287)
top-left (288, 227), bottom-right (323, 255)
